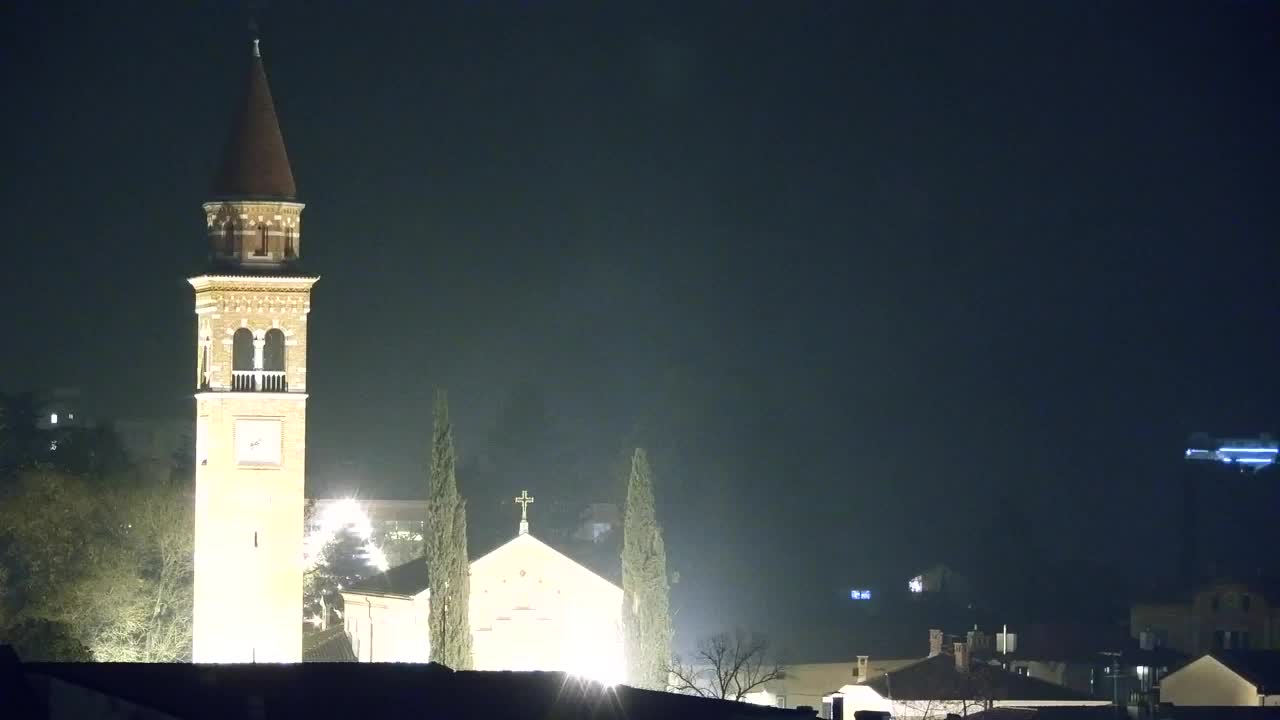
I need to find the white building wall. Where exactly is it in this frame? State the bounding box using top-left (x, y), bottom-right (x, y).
top-left (1160, 655), bottom-right (1261, 706)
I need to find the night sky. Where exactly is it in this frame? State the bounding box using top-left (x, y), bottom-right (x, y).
top-left (4, 1), bottom-right (1280, 656)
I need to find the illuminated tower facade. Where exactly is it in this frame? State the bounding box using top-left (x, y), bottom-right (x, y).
top-left (190, 37), bottom-right (316, 663)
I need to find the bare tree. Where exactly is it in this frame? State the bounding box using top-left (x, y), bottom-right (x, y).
top-left (0, 467), bottom-right (193, 661)
top-left (668, 629), bottom-right (786, 702)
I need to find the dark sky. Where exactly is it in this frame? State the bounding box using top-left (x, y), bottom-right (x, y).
top-left (4, 1), bottom-right (1280, 654)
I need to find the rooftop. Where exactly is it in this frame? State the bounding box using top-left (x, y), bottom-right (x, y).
top-left (211, 38), bottom-right (296, 200)
top-left (7, 651), bottom-right (815, 720)
top-left (863, 653), bottom-right (1094, 702)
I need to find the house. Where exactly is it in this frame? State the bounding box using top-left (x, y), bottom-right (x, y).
top-left (1159, 650), bottom-right (1280, 706)
top-left (822, 642), bottom-right (1110, 719)
top-left (0, 645), bottom-right (818, 720)
top-left (1132, 578), bottom-right (1280, 656)
top-left (971, 623), bottom-right (1185, 706)
top-left (743, 658), bottom-right (919, 710)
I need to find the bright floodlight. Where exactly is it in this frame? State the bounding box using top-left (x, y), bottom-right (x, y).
top-left (303, 498), bottom-right (390, 572)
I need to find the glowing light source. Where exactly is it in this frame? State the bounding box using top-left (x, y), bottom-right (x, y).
top-left (303, 498), bottom-right (390, 573)
top-left (851, 589), bottom-right (872, 600)
top-left (909, 576), bottom-right (924, 593)
top-left (49, 413), bottom-right (58, 425)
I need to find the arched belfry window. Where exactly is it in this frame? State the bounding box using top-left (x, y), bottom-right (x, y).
top-left (198, 344), bottom-right (211, 390)
top-left (255, 224), bottom-right (268, 257)
top-left (264, 329), bottom-right (286, 372)
top-left (232, 328), bottom-right (254, 390)
top-left (223, 222), bottom-right (236, 255)
top-left (284, 227), bottom-right (295, 258)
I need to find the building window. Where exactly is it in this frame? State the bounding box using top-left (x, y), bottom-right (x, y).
top-left (232, 328), bottom-right (254, 371)
top-left (49, 413), bottom-right (58, 425)
top-left (255, 224), bottom-right (268, 256)
top-left (1015, 666), bottom-right (1030, 676)
top-left (264, 329), bottom-right (286, 372)
top-left (284, 227), bottom-right (295, 258)
top-left (223, 222), bottom-right (236, 254)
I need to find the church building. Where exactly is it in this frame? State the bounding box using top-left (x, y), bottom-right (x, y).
top-left (341, 493), bottom-right (626, 685)
top-left (190, 36), bottom-right (315, 663)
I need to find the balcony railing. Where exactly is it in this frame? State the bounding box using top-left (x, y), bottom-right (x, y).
top-left (231, 370), bottom-right (288, 392)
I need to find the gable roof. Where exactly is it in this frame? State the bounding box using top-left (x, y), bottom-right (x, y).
top-left (15, 658), bottom-right (816, 720)
top-left (1207, 650), bottom-right (1280, 693)
top-left (344, 532), bottom-right (619, 599)
top-left (345, 556), bottom-right (430, 598)
top-left (864, 653), bottom-right (1093, 702)
top-left (211, 39), bottom-right (296, 200)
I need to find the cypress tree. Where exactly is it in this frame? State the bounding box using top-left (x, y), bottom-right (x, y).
top-left (622, 447), bottom-right (672, 689)
top-left (425, 391), bottom-right (473, 669)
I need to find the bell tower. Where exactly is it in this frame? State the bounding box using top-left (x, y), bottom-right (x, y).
top-left (190, 34), bottom-right (316, 663)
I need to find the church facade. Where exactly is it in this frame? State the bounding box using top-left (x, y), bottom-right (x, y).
top-left (342, 503), bottom-right (625, 685)
top-left (190, 37), bottom-right (316, 663)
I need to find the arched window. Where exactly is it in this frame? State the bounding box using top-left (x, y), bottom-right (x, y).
top-left (232, 329), bottom-right (255, 371)
top-left (255, 224), bottom-right (268, 256)
top-left (264, 329), bottom-right (286, 371)
top-left (223, 222), bottom-right (236, 255)
top-left (198, 344), bottom-right (210, 390)
top-left (284, 227), bottom-right (295, 258)
top-left (263, 329), bottom-right (287, 391)
top-left (232, 328), bottom-right (254, 390)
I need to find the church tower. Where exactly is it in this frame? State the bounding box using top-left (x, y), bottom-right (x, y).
top-left (190, 36), bottom-right (316, 663)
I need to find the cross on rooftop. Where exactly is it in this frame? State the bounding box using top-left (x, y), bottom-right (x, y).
top-left (514, 490), bottom-right (534, 535)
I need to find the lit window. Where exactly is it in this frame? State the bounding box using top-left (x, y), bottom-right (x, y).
top-left (909, 576), bottom-right (924, 593)
top-left (67, 413), bottom-right (74, 420)
top-left (851, 589), bottom-right (872, 600)
top-left (49, 413), bottom-right (58, 425)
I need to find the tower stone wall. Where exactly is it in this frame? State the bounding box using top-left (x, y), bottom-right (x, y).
top-left (189, 36), bottom-right (314, 664)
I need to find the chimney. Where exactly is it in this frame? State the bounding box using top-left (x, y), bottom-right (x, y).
top-left (953, 641), bottom-right (970, 673)
top-left (929, 629), bottom-right (944, 657)
top-left (857, 655), bottom-right (869, 683)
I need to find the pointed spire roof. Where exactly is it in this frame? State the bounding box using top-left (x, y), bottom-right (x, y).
top-left (211, 37), bottom-right (297, 200)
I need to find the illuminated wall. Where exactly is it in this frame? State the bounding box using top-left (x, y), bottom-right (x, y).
top-left (1160, 655), bottom-right (1265, 706)
top-left (341, 533), bottom-right (625, 685)
top-left (191, 273), bottom-right (317, 663)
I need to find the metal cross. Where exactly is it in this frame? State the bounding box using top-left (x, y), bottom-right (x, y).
top-left (514, 490), bottom-right (534, 535)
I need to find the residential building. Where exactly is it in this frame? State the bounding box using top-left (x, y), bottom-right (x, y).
top-left (823, 643), bottom-right (1109, 719)
top-left (1132, 579), bottom-right (1280, 656)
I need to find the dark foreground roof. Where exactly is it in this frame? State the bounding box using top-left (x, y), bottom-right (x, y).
top-left (864, 653), bottom-right (1093, 702)
top-left (5, 650), bottom-right (814, 720)
top-left (1207, 650), bottom-right (1280, 693)
top-left (967, 707), bottom-right (1126, 720)
top-left (1154, 709), bottom-right (1280, 720)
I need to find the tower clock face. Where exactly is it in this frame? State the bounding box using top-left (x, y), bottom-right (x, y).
top-left (234, 418), bottom-right (282, 466)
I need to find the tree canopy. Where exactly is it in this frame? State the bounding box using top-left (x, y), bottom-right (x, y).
top-left (425, 391), bottom-right (473, 669)
top-left (622, 447), bottom-right (672, 689)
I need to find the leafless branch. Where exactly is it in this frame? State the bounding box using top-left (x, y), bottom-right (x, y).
top-left (667, 628), bottom-right (785, 702)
